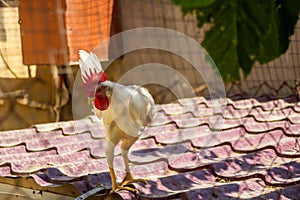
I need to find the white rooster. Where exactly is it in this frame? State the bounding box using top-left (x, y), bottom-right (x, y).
top-left (78, 50), bottom-right (155, 193)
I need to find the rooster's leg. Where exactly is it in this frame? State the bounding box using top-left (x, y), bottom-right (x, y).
top-left (105, 140), bottom-right (118, 191)
top-left (120, 137), bottom-right (148, 187)
top-left (106, 124), bottom-right (140, 194)
top-left (107, 137), bottom-right (141, 194)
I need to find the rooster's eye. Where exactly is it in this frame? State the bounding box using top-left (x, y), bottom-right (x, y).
top-left (106, 90), bottom-right (112, 97)
top-left (95, 84), bottom-right (112, 98)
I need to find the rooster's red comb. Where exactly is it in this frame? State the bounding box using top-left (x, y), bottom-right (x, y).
top-left (78, 50), bottom-right (107, 97)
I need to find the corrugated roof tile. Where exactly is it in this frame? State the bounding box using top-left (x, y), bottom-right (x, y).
top-left (0, 96), bottom-right (299, 199)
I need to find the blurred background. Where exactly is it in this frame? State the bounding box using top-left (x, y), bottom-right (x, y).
top-left (0, 0), bottom-right (299, 130)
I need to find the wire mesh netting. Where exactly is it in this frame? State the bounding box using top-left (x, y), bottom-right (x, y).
top-left (0, 0), bottom-right (299, 199)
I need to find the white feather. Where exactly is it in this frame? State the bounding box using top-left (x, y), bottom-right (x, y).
top-left (96, 81), bottom-right (155, 137)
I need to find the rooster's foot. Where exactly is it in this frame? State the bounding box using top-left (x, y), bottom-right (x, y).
top-left (121, 178), bottom-right (148, 186)
top-left (121, 172), bottom-right (148, 186)
top-left (110, 173), bottom-right (148, 194)
top-left (110, 185), bottom-right (138, 194)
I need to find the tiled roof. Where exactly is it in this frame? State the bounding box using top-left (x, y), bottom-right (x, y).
top-left (0, 96), bottom-right (300, 199)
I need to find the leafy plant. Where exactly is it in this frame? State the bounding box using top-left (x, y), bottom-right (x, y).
top-left (172, 0), bottom-right (300, 82)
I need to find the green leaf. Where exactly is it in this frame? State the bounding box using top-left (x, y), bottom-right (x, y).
top-left (281, 0), bottom-right (300, 16)
top-left (172, 0), bottom-right (300, 82)
top-left (201, 0), bottom-right (240, 81)
top-left (257, 0), bottom-right (299, 63)
top-left (172, 0), bottom-right (216, 9)
top-left (172, 0), bottom-right (217, 21)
